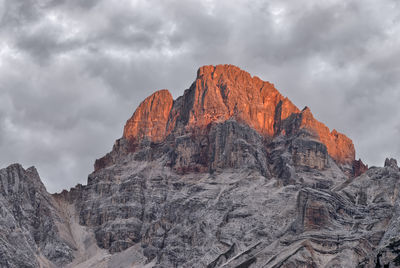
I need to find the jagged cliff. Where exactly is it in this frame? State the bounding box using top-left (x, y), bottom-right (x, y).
top-left (121, 65), bottom-right (354, 166)
top-left (0, 164), bottom-right (74, 268)
top-left (1, 65), bottom-right (400, 268)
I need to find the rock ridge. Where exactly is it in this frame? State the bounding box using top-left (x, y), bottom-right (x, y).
top-left (5, 65), bottom-right (393, 268)
top-left (120, 64), bottom-right (355, 167)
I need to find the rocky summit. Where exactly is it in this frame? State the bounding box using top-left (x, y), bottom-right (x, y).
top-left (121, 65), bottom-right (354, 166)
top-left (1, 64), bottom-right (400, 268)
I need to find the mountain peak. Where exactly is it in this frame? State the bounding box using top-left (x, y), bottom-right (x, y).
top-left (9, 68), bottom-right (400, 268)
top-left (120, 64), bottom-right (355, 166)
top-left (196, 64), bottom-right (253, 81)
top-left (123, 89), bottom-right (173, 142)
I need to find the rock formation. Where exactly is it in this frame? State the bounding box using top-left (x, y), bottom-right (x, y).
top-left (353, 158), bottom-right (369, 177)
top-left (0, 164), bottom-right (73, 268)
top-left (4, 64), bottom-right (400, 268)
top-left (123, 90), bottom-right (174, 143)
top-left (385, 158), bottom-right (399, 169)
top-left (120, 65), bottom-right (355, 167)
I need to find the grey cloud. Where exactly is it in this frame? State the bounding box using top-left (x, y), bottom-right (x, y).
top-left (1, 0), bottom-right (399, 192)
top-left (15, 27), bottom-right (80, 63)
top-left (0, 0), bottom-right (41, 28)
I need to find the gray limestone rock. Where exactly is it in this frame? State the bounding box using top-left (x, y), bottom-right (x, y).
top-left (1, 123), bottom-right (400, 267)
top-left (0, 164), bottom-right (74, 268)
top-left (385, 158), bottom-right (399, 169)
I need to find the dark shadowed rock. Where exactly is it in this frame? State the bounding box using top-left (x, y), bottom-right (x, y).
top-left (276, 106), bottom-right (355, 166)
top-left (385, 158), bottom-right (398, 169)
top-left (352, 158), bottom-right (369, 177)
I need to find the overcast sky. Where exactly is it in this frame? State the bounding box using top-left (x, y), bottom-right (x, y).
top-left (1, 0), bottom-right (399, 193)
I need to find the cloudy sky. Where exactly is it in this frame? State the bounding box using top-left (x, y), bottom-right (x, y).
top-left (0, 0), bottom-right (399, 192)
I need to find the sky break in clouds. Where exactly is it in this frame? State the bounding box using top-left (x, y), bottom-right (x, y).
top-left (0, 0), bottom-right (399, 192)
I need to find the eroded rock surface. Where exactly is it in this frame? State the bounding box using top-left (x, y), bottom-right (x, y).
top-left (56, 153), bottom-right (400, 267)
top-left (123, 89), bottom-right (174, 143)
top-left (276, 106), bottom-right (355, 166)
top-left (2, 65), bottom-right (399, 268)
top-left (353, 158), bottom-right (369, 177)
top-left (385, 158), bottom-right (399, 169)
top-left (118, 65), bottom-right (355, 166)
top-left (0, 164), bottom-right (74, 268)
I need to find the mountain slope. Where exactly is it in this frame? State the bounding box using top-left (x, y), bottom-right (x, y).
top-left (0, 164), bottom-right (73, 268)
top-left (1, 65), bottom-right (400, 268)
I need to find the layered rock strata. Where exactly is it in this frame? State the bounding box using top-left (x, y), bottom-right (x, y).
top-left (7, 65), bottom-right (400, 268)
top-left (4, 156), bottom-right (400, 267)
top-left (0, 164), bottom-right (74, 268)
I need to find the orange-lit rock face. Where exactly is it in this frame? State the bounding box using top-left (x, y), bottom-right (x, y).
top-left (298, 108), bottom-right (355, 165)
top-left (274, 106), bottom-right (355, 165)
top-left (173, 64), bottom-right (299, 136)
top-left (123, 90), bottom-right (173, 142)
top-left (122, 64), bottom-right (355, 165)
